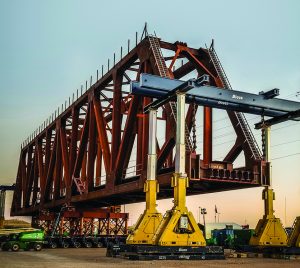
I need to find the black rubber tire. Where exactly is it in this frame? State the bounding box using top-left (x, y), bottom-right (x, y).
top-left (62, 242), bottom-right (70, 248)
top-left (11, 243), bottom-right (20, 252)
top-left (49, 242), bottom-right (57, 249)
top-left (34, 243), bottom-right (43, 251)
top-left (94, 242), bottom-right (103, 248)
top-left (84, 241), bottom-right (93, 248)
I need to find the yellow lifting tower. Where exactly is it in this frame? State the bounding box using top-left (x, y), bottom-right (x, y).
top-left (152, 92), bottom-right (206, 247)
top-left (126, 108), bottom-right (162, 245)
top-left (249, 126), bottom-right (288, 247)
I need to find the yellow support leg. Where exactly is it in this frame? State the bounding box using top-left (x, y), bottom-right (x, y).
top-left (287, 216), bottom-right (300, 247)
top-left (250, 125), bottom-right (287, 247)
top-left (152, 174), bottom-right (206, 246)
top-left (249, 187), bottom-right (287, 246)
top-left (126, 180), bottom-right (162, 245)
top-left (126, 108), bottom-right (162, 245)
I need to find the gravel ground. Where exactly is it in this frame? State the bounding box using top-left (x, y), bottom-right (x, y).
top-left (0, 248), bottom-right (299, 268)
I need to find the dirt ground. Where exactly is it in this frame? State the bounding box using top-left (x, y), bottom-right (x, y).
top-left (0, 248), bottom-right (299, 268)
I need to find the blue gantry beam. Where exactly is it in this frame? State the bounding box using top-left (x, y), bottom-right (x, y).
top-left (131, 74), bottom-right (300, 121)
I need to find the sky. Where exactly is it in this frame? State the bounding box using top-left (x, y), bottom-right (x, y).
top-left (0, 0), bottom-right (299, 228)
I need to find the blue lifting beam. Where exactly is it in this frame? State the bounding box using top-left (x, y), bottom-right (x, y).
top-left (131, 74), bottom-right (300, 127)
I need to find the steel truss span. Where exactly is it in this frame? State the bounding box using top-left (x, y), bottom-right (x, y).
top-left (11, 35), bottom-right (267, 216)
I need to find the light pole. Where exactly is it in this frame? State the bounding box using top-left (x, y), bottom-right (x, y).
top-left (200, 207), bottom-right (207, 238)
top-left (198, 206), bottom-right (201, 224)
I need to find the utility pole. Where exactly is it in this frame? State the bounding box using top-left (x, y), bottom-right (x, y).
top-left (201, 207), bottom-right (207, 238)
top-left (285, 196), bottom-right (287, 226)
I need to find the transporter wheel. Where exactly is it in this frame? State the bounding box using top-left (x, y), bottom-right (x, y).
top-left (73, 241), bottom-right (81, 248)
top-left (11, 243), bottom-right (20, 252)
top-left (84, 241), bottom-right (93, 248)
top-left (34, 243), bottom-right (43, 251)
top-left (94, 242), bottom-right (103, 248)
top-left (49, 241), bottom-right (57, 249)
top-left (62, 242), bottom-right (70, 248)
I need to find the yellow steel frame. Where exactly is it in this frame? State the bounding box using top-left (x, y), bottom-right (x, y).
top-left (153, 173), bottom-right (206, 246)
top-left (249, 187), bottom-right (287, 246)
top-left (126, 109), bottom-right (162, 245)
top-left (128, 92), bottom-right (208, 247)
top-left (126, 180), bottom-right (162, 244)
top-left (250, 126), bottom-right (288, 247)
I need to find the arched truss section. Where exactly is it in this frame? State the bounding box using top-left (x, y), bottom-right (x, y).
top-left (11, 36), bottom-right (266, 216)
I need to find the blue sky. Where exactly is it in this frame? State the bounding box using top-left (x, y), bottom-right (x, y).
top-left (0, 0), bottom-right (299, 227)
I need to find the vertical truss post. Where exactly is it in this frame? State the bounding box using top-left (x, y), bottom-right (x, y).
top-left (203, 107), bottom-right (212, 167)
top-left (153, 92), bottom-right (206, 246)
top-left (126, 108), bottom-right (162, 245)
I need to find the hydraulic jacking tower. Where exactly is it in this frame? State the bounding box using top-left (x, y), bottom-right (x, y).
top-left (122, 67), bottom-right (300, 258)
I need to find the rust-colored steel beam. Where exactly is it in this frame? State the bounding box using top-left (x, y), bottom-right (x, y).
top-left (93, 98), bottom-right (111, 173)
top-left (203, 107), bottom-right (213, 167)
top-left (11, 35), bottom-right (265, 217)
top-left (110, 71), bottom-right (123, 172)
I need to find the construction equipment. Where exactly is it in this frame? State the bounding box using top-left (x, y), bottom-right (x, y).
top-left (1, 229), bottom-right (45, 251)
top-left (127, 94), bottom-right (206, 247)
top-left (108, 89), bottom-right (222, 260)
top-left (8, 28), bottom-right (300, 258)
top-left (130, 72), bottom-right (300, 252)
top-left (210, 226), bottom-right (254, 249)
top-left (249, 127), bottom-right (288, 247)
top-left (151, 92), bottom-right (206, 247)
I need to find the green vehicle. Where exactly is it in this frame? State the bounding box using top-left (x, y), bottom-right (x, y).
top-left (1, 230), bottom-right (45, 251)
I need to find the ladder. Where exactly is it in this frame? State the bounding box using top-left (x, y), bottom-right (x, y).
top-left (208, 47), bottom-right (262, 160)
top-left (148, 35), bottom-right (193, 152)
top-left (148, 35), bottom-right (169, 78)
top-left (73, 177), bottom-right (86, 195)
